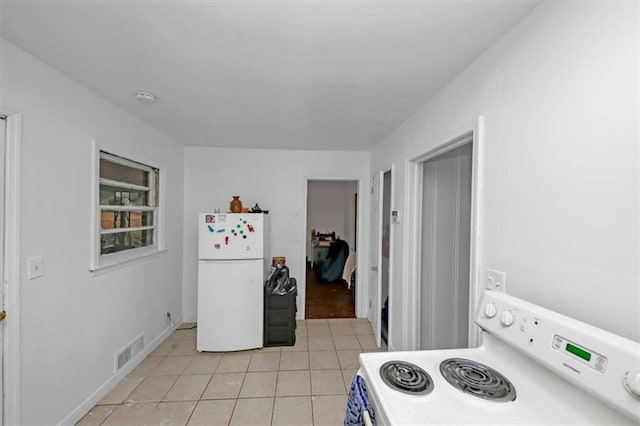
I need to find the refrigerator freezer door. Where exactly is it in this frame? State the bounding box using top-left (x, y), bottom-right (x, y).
top-left (197, 259), bottom-right (263, 351)
top-left (199, 213), bottom-right (264, 260)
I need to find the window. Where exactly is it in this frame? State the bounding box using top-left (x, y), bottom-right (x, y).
top-left (91, 150), bottom-right (162, 272)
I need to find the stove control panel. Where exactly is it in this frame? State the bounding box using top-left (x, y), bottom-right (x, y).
top-left (624, 370), bottom-right (640, 400)
top-left (484, 303), bottom-right (497, 318)
top-left (475, 290), bottom-right (640, 423)
top-left (551, 334), bottom-right (608, 372)
top-left (500, 310), bottom-right (515, 327)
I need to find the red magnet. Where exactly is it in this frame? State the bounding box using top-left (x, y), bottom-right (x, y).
top-left (214, 243), bottom-right (221, 249)
top-left (248, 225), bottom-right (254, 232)
top-left (225, 236), bottom-right (229, 245)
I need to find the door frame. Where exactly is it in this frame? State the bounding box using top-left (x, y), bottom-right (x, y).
top-left (403, 116), bottom-right (485, 350)
top-left (2, 112), bottom-right (21, 425)
top-left (300, 175), bottom-right (369, 320)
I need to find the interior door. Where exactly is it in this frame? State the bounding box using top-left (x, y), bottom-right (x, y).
top-left (0, 116), bottom-right (6, 425)
top-left (380, 170), bottom-right (391, 345)
top-left (419, 143), bottom-right (472, 350)
top-left (370, 173), bottom-right (383, 347)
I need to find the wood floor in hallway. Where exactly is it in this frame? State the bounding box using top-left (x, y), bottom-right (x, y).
top-left (304, 266), bottom-right (355, 319)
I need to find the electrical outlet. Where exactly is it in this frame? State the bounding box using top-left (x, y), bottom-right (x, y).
top-left (27, 256), bottom-right (44, 279)
top-left (486, 268), bottom-right (506, 292)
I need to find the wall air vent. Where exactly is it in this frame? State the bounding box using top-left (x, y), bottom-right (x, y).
top-left (114, 333), bottom-right (144, 373)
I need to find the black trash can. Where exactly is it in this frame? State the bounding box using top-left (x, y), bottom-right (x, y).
top-left (264, 278), bottom-right (297, 347)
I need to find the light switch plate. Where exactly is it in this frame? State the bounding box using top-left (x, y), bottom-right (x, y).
top-left (28, 256), bottom-right (44, 279)
top-left (486, 268), bottom-right (506, 292)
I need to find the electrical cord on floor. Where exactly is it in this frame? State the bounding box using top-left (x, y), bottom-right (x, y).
top-left (175, 324), bottom-right (197, 330)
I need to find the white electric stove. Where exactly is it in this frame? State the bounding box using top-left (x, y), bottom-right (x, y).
top-left (357, 291), bottom-right (640, 425)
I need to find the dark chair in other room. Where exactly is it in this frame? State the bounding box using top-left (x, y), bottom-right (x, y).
top-left (314, 239), bottom-right (350, 282)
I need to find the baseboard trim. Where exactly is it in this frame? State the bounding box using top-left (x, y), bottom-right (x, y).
top-left (57, 319), bottom-right (181, 426)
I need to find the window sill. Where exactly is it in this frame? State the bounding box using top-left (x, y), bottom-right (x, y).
top-left (89, 247), bottom-right (168, 276)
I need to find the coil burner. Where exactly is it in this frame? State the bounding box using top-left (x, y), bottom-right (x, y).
top-left (380, 361), bottom-right (434, 395)
top-left (440, 358), bottom-right (516, 402)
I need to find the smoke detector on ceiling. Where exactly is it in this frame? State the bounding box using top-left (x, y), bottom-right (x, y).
top-left (135, 91), bottom-right (157, 103)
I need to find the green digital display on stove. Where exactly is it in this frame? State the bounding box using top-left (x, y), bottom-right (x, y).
top-left (566, 343), bottom-right (591, 361)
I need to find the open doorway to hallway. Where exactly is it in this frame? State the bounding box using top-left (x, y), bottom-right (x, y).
top-left (305, 180), bottom-right (357, 319)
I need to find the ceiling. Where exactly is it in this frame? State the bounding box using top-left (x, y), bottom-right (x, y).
top-left (0, 0), bottom-right (539, 151)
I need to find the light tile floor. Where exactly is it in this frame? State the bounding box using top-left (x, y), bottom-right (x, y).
top-left (77, 318), bottom-right (385, 426)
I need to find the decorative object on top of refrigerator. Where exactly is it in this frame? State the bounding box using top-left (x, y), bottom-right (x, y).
top-left (229, 196), bottom-right (243, 213)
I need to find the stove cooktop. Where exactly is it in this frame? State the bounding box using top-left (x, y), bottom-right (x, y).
top-left (439, 357), bottom-right (516, 402)
top-left (379, 360), bottom-right (433, 395)
top-left (358, 291), bottom-right (639, 425)
top-left (360, 337), bottom-right (634, 425)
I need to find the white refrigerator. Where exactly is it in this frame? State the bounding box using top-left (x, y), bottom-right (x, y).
top-left (197, 213), bottom-right (270, 351)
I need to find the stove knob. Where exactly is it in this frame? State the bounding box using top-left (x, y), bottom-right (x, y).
top-left (623, 370), bottom-right (640, 400)
top-left (484, 303), bottom-right (497, 318)
top-left (500, 310), bottom-right (515, 327)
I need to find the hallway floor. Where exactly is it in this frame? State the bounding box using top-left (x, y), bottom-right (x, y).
top-left (305, 266), bottom-right (355, 319)
top-left (77, 318), bottom-right (382, 425)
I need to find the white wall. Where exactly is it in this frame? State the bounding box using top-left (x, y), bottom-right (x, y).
top-left (0, 39), bottom-right (185, 424)
top-left (307, 180), bottom-right (358, 254)
top-left (2, 3), bottom-right (636, 422)
top-left (183, 147), bottom-right (369, 321)
top-left (372, 1), bottom-right (639, 349)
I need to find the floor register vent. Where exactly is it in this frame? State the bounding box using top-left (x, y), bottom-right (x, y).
top-left (114, 333), bottom-right (144, 373)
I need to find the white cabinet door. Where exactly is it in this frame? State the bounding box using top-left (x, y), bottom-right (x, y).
top-left (197, 259), bottom-right (263, 351)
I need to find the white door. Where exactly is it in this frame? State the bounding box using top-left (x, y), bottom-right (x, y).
top-left (370, 173), bottom-right (383, 347)
top-left (419, 143), bottom-right (473, 350)
top-left (380, 170), bottom-right (392, 346)
top-left (197, 259), bottom-right (263, 351)
top-left (0, 116), bottom-right (5, 425)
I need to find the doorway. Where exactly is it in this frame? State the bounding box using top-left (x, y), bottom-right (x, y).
top-left (305, 180), bottom-right (358, 318)
top-left (419, 142), bottom-right (472, 350)
top-left (403, 117), bottom-right (484, 351)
